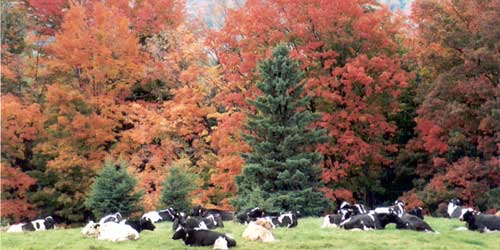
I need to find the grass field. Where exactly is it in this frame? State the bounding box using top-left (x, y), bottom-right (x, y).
top-left (1, 217), bottom-right (498, 250)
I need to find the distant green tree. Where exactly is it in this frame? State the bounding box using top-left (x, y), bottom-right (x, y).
top-left (159, 166), bottom-right (196, 212)
top-left (85, 161), bottom-right (143, 219)
top-left (232, 45), bottom-right (329, 216)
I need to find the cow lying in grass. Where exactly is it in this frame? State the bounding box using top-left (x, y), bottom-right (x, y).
top-left (6, 216), bottom-right (55, 233)
top-left (460, 209), bottom-right (500, 233)
top-left (263, 211), bottom-right (298, 228)
top-left (340, 211), bottom-right (401, 230)
top-left (396, 213), bottom-right (434, 232)
top-left (172, 225), bottom-right (236, 249)
top-left (81, 217), bottom-right (155, 241)
top-left (321, 210), bottom-right (352, 228)
top-left (242, 218), bottom-right (275, 243)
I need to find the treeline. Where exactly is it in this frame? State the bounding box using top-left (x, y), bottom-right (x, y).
top-left (1, 0), bottom-right (499, 224)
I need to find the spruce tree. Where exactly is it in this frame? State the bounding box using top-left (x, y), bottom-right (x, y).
top-left (85, 161), bottom-right (143, 219)
top-left (159, 166), bottom-right (196, 212)
top-left (233, 45), bottom-right (330, 215)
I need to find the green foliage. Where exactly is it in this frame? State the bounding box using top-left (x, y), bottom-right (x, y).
top-left (85, 161), bottom-right (143, 219)
top-left (159, 166), bottom-right (196, 212)
top-left (233, 45), bottom-right (329, 216)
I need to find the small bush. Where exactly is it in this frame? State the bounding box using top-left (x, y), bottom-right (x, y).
top-left (159, 166), bottom-right (196, 212)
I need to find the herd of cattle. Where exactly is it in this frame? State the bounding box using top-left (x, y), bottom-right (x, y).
top-left (5, 199), bottom-right (500, 249)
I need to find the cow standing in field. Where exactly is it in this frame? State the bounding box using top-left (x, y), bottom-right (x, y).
top-left (6, 216), bottom-right (55, 233)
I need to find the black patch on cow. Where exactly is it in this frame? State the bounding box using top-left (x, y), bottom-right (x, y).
top-left (396, 214), bottom-right (434, 232)
top-left (124, 217), bottom-right (156, 233)
top-left (172, 227), bottom-right (236, 248)
top-left (21, 223), bottom-right (36, 231)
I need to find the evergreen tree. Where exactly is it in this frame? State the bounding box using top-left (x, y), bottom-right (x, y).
top-left (159, 166), bottom-right (196, 212)
top-left (233, 45), bottom-right (330, 215)
top-left (85, 161), bottom-right (143, 219)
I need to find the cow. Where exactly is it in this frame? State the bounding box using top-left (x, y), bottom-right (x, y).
top-left (408, 207), bottom-right (424, 220)
top-left (172, 226), bottom-right (236, 248)
top-left (141, 208), bottom-right (177, 223)
top-left (448, 199), bottom-right (469, 219)
top-left (242, 219), bottom-right (275, 243)
top-left (374, 200), bottom-right (405, 217)
top-left (263, 211), bottom-right (298, 228)
top-left (337, 200), bottom-right (369, 215)
top-left (236, 207), bottom-right (265, 224)
top-left (321, 210), bottom-right (353, 228)
top-left (340, 211), bottom-right (401, 231)
top-left (98, 212), bottom-right (122, 224)
top-left (120, 217), bottom-right (156, 233)
top-left (192, 205), bottom-right (234, 221)
top-left (172, 214), bottom-right (208, 231)
top-left (6, 216), bottom-right (55, 233)
top-left (81, 221), bottom-right (100, 237)
top-left (95, 222), bottom-right (140, 242)
top-left (460, 209), bottom-right (500, 233)
top-left (396, 213), bottom-right (434, 232)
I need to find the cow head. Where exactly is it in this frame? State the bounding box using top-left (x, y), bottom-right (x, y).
top-left (172, 226), bottom-right (193, 241)
top-left (450, 199), bottom-right (462, 206)
top-left (459, 208), bottom-right (476, 221)
top-left (140, 217), bottom-right (156, 231)
top-left (44, 216), bottom-right (55, 230)
top-left (255, 218), bottom-right (273, 230)
top-left (247, 207), bottom-right (264, 219)
top-left (192, 205), bottom-right (204, 217)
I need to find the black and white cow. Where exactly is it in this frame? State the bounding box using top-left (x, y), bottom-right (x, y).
top-left (263, 211), bottom-right (298, 228)
top-left (340, 211), bottom-right (401, 231)
top-left (7, 216), bottom-right (56, 233)
top-left (322, 210), bottom-right (353, 228)
top-left (236, 207), bottom-right (265, 224)
top-left (98, 212), bottom-right (123, 224)
top-left (374, 200), bottom-right (405, 217)
top-left (460, 209), bottom-right (500, 233)
top-left (172, 214), bottom-right (209, 231)
top-left (142, 208), bottom-right (177, 223)
top-left (337, 200), bottom-right (369, 216)
top-left (396, 213), bottom-right (434, 232)
top-left (120, 217), bottom-right (156, 233)
top-left (408, 207), bottom-right (424, 220)
top-left (448, 199), bottom-right (470, 219)
top-left (192, 205), bottom-right (234, 221)
top-left (172, 226), bottom-right (236, 248)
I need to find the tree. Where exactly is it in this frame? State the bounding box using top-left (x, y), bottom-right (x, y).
top-left (405, 0), bottom-right (500, 210)
top-left (232, 45), bottom-right (329, 215)
top-left (159, 165), bottom-right (197, 212)
top-left (208, 0), bottom-right (413, 206)
top-left (85, 161), bottom-right (143, 219)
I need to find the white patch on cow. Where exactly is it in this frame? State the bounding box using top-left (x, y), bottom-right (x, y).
top-left (459, 208), bottom-right (475, 220)
top-left (448, 202), bottom-right (458, 217)
top-left (98, 212), bottom-right (122, 224)
top-left (97, 222), bottom-right (139, 242)
top-left (349, 228), bottom-right (363, 231)
top-left (195, 221), bottom-right (208, 230)
top-left (368, 214), bottom-right (376, 223)
top-left (30, 219), bottom-right (46, 231)
top-left (207, 214), bottom-right (217, 226)
top-left (213, 236), bottom-right (229, 250)
top-left (6, 224), bottom-right (25, 233)
top-left (374, 207), bottom-right (391, 214)
top-left (142, 211), bottom-right (162, 223)
top-left (340, 201), bottom-right (350, 209)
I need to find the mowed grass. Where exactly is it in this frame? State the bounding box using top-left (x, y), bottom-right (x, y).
top-left (1, 217), bottom-right (498, 250)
